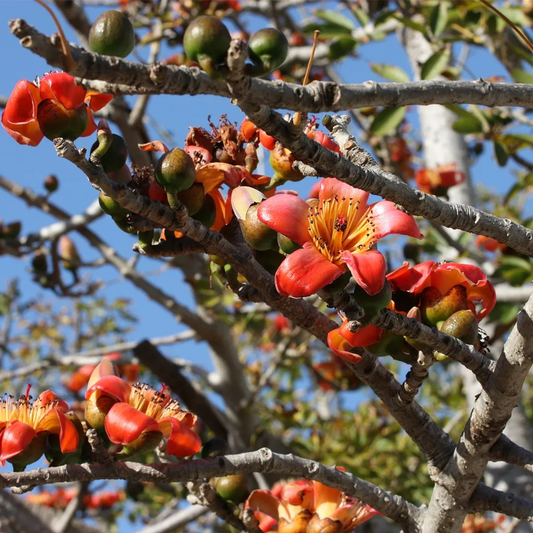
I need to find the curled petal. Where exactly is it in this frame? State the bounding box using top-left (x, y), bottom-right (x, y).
top-left (342, 250), bottom-right (386, 296)
top-left (88, 359), bottom-right (121, 388)
top-left (275, 244), bottom-right (345, 297)
top-left (257, 193), bottom-right (311, 246)
top-left (210, 189), bottom-right (233, 231)
top-left (40, 73), bottom-right (87, 110)
top-left (138, 140), bottom-right (169, 153)
top-left (369, 200), bottom-right (422, 240)
top-left (330, 502), bottom-right (379, 529)
top-left (105, 403), bottom-right (159, 445)
top-left (319, 178), bottom-right (369, 207)
top-left (86, 375), bottom-right (131, 403)
top-left (38, 408), bottom-right (79, 453)
top-left (159, 417), bottom-right (202, 457)
top-left (1, 79), bottom-right (43, 146)
top-left (328, 324), bottom-right (381, 362)
top-left (231, 186), bottom-right (266, 220)
top-left (85, 91), bottom-right (113, 112)
top-left (82, 109), bottom-right (98, 138)
top-left (0, 421), bottom-right (36, 465)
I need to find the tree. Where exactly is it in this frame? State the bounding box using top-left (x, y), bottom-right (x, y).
top-left (1, 0), bottom-right (533, 532)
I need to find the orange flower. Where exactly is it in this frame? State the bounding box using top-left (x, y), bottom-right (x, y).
top-left (415, 164), bottom-right (465, 195)
top-left (0, 387), bottom-right (79, 469)
top-left (246, 478), bottom-right (378, 532)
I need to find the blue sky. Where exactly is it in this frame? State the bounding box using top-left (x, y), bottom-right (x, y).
top-left (0, 1), bottom-right (530, 530)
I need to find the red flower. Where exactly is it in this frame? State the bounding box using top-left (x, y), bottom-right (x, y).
top-left (414, 164), bottom-right (465, 195)
top-left (387, 261), bottom-right (496, 322)
top-left (85, 360), bottom-right (201, 458)
top-left (327, 261), bottom-right (496, 359)
top-left (246, 477), bottom-right (378, 532)
top-left (257, 178), bottom-right (422, 297)
top-left (0, 388), bottom-right (79, 468)
top-left (1, 72), bottom-right (112, 146)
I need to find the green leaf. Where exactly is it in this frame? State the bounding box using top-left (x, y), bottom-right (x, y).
top-left (302, 23), bottom-right (352, 38)
top-left (497, 7), bottom-right (527, 26)
top-left (370, 63), bottom-right (410, 83)
top-left (452, 116), bottom-right (483, 134)
top-left (370, 107), bottom-right (406, 136)
top-left (420, 50), bottom-right (450, 80)
top-left (493, 140), bottom-right (509, 166)
top-left (505, 133), bottom-right (533, 146)
top-left (511, 68), bottom-right (533, 84)
top-left (429, 2), bottom-right (449, 37)
top-left (394, 17), bottom-right (428, 37)
top-left (315, 10), bottom-right (355, 31)
top-left (328, 37), bottom-right (358, 60)
top-left (351, 5), bottom-right (370, 26)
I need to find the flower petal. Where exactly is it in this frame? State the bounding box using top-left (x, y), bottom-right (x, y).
top-left (319, 178), bottom-right (369, 207)
top-left (330, 502), bottom-right (379, 529)
top-left (327, 325), bottom-right (381, 363)
top-left (209, 189), bottom-right (233, 232)
top-left (342, 250), bottom-right (386, 295)
top-left (104, 403), bottom-right (159, 445)
top-left (158, 417), bottom-right (202, 457)
top-left (313, 481), bottom-right (343, 520)
top-left (40, 72), bottom-right (87, 110)
top-left (257, 194), bottom-right (311, 246)
top-left (0, 421), bottom-right (36, 465)
top-left (38, 408), bottom-right (79, 453)
top-left (86, 375), bottom-right (131, 402)
top-left (1, 79), bottom-right (43, 146)
top-left (81, 108), bottom-right (97, 138)
top-left (386, 261), bottom-right (436, 294)
top-left (246, 490), bottom-right (282, 521)
top-left (275, 244), bottom-right (345, 297)
top-left (369, 200), bottom-right (422, 240)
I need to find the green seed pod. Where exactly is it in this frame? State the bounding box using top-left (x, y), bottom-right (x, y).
top-left (91, 134), bottom-right (128, 173)
top-left (439, 309), bottom-right (478, 345)
top-left (99, 192), bottom-right (129, 218)
top-left (247, 28), bottom-right (289, 75)
top-left (89, 11), bottom-right (135, 58)
top-left (155, 148), bottom-right (196, 193)
top-left (211, 475), bottom-right (250, 504)
top-left (37, 99), bottom-right (88, 141)
top-left (183, 16), bottom-right (231, 77)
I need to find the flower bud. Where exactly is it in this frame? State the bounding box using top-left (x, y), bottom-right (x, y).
top-left (278, 233), bottom-right (301, 254)
top-left (246, 28), bottom-right (289, 76)
top-left (89, 11), bottom-right (135, 58)
top-left (44, 175), bottom-right (59, 193)
top-left (404, 307), bottom-right (428, 353)
top-left (37, 99), bottom-right (88, 141)
top-left (420, 285), bottom-right (469, 326)
top-left (59, 235), bottom-right (81, 271)
top-left (270, 144), bottom-right (304, 186)
top-left (99, 193), bottom-right (129, 218)
top-left (211, 475), bottom-right (250, 504)
top-left (307, 515), bottom-right (343, 533)
top-left (91, 134), bottom-right (128, 173)
top-left (183, 16), bottom-right (232, 78)
top-left (155, 148), bottom-right (196, 193)
top-left (31, 253), bottom-right (48, 274)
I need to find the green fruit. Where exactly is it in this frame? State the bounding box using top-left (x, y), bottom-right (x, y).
top-left (247, 28), bottom-right (289, 74)
top-left (89, 11), bottom-right (135, 58)
top-left (439, 309), bottom-right (478, 345)
top-left (177, 183), bottom-right (205, 216)
top-left (193, 193), bottom-right (217, 228)
top-left (99, 192), bottom-right (129, 218)
top-left (37, 99), bottom-right (88, 141)
top-left (91, 134), bottom-right (128, 173)
top-left (353, 281), bottom-right (392, 325)
top-left (183, 16), bottom-right (231, 77)
top-left (155, 148), bottom-right (196, 193)
top-left (212, 475), bottom-right (249, 503)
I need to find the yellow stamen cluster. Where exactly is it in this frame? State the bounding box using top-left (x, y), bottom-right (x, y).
top-left (129, 383), bottom-right (190, 422)
top-left (307, 195), bottom-right (376, 265)
top-left (0, 394), bottom-right (56, 428)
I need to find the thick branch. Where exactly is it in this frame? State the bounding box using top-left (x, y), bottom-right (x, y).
top-left (0, 449), bottom-right (421, 530)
